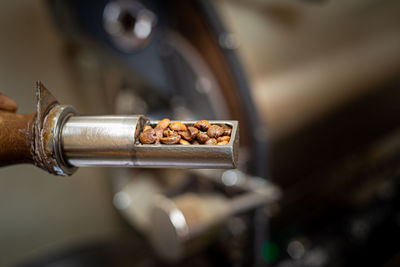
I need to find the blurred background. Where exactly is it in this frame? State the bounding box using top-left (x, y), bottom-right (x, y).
top-left (1, 0), bottom-right (400, 266)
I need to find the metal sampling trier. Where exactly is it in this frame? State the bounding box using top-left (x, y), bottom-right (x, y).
top-left (0, 82), bottom-right (239, 176)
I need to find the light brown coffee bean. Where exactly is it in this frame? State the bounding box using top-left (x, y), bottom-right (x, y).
top-left (178, 130), bottom-right (192, 141)
top-left (170, 121), bottom-right (187, 131)
top-left (140, 129), bottom-right (157, 144)
top-left (194, 120), bottom-right (210, 131)
top-left (163, 129), bottom-right (178, 137)
top-left (207, 125), bottom-right (224, 138)
top-left (143, 125), bottom-right (153, 131)
top-left (217, 141), bottom-right (229, 145)
top-left (180, 139), bottom-right (191, 145)
top-left (154, 126), bottom-right (163, 139)
top-left (160, 135), bottom-right (181, 144)
top-left (217, 136), bottom-right (230, 143)
top-left (205, 138), bottom-right (217, 145)
top-left (157, 118), bottom-right (171, 130)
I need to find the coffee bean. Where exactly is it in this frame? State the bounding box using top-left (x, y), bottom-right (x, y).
top-left (163, 129), bottom-right (178, 137)
top-left (170, 121), bottom-right (187, 131)
top-left (217, 141), bottom-right (229, 145)
top-left (154, 126), bottom-right (163, 139)
top-left (157, 118), bottom-right (171, 130)
top-left (160, 135), bottom-right (181, 144)
top-left (221, 124), bottom-right (232, 136)
top-left (188, 126), bottom-right (199, 140)
top-left (140, 128), bottom-right (157, 144)
top-left (180, 139), bottom-right (191, 145)
top-left (194, 120), bottom-right (210, 131)
top-left (178, 130), bottom-right (192, 141)
top-left (207, 125), bottom-right (224, 138)
top-left (217, 136), bottom-right (230, 143)
top-left (205, 138), bottom-right (217, 145)
top-left (139, 119), bottom-right (232, 146)
top-left (143, 125), bottom-right (152, 131)
top-left (197, 131), bottom-right (210, 144)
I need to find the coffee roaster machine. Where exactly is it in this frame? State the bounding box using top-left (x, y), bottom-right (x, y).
top-left (23, 0), bottom-right (400, 266)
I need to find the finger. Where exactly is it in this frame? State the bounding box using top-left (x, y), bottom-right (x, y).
top-left (0, 93), bottom-right (18, 112)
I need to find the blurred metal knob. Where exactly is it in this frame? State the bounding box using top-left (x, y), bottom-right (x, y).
top-left (103, 0), bottom-right (157, 52)
top-left (149, 193), bottom-right (230, 261)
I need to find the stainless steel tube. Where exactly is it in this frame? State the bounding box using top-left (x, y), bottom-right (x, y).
top-left (61, 116), bottom-right (238, 169)
top-left (62, 115), bottom-right (146, 167)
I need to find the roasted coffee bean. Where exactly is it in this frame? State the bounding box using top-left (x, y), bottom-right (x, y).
top-left (160, 135), bottom-right (181, 144)
top-left (205, 138), bottom-right (217, 145)
top-left (170, 131), bottom-right (179, 137)
top-left (170, 121), bottom-right (187, 131)
top-left (217, 136), bottom-right (230, 143)
top-left (154, 126), bottom-right (163, 139)
top-left (139, 119), bottom-right (232, 145)
top-left (221, 124), bottom-right (232, 136)
top-left (157, 118), bottom-right (170, 130)
top-left (178, 130), bottom-right (192, 141)
top-left (180, 139), bottom-right (191, 145)
top-left (188, 126), bottom-right (199, 140)
top-left (140, 128), bottom-right (157, 144)
top-left (143, 125), bottom-right (153, 131)
top-left (163, 129), bottom-right (178, 137)
top-left (207, 125), bottom-right (224, 138)
top-left (197, 131), bottom-right (210, 144)
top-left (194, 120), bottom-right (210, 131)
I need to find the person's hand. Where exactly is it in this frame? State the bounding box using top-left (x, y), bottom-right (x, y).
top-left (0, 93), bottom-right (18, 112)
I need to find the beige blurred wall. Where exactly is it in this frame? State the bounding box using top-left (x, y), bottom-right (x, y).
top-left (216, 0), bottom-right (400, 139)
top-left (0, 1), bottom-right (121, 265)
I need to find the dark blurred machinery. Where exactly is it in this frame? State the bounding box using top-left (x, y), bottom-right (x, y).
top-left (18, 0), bottom-right (400, 266)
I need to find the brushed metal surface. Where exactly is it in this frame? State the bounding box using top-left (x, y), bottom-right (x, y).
top-left (62, 115), bottom-right (146, 167)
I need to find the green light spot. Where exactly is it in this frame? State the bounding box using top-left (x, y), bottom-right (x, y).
top-left (261, 242), bottom-right (279, 263)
